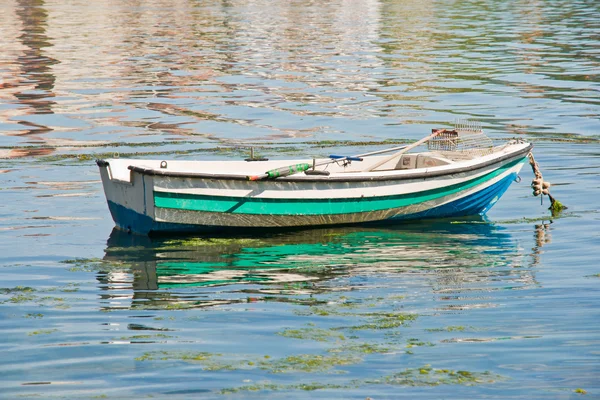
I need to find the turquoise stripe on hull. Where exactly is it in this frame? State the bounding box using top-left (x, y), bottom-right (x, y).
top-left (108, 172), bottom-right (521, 235)
top-left (154, 157), bottom-right (526, 216)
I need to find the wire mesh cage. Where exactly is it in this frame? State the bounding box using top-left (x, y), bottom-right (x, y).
top-left (428, 120), bottom-right (494, 160)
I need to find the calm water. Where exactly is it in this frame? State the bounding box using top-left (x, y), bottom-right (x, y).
top-left (1, 0), bottom-right (599, 398)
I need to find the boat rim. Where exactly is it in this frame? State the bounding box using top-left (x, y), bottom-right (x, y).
top-left (96, 143), bottom-right (532, 183)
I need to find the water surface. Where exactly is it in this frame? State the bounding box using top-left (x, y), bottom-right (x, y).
top-left (0, 0), bottom-right (598, 398)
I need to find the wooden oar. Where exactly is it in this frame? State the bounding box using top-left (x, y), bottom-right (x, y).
top-left (247, 144), bottom-right (409, 181)
top-left (364, 129), bottom-right (445, 172)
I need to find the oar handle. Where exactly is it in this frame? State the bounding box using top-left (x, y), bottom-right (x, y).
top-left (329, 155), bottom-right (363, 162)
top-left (248, 163), bottom-right (311, 181)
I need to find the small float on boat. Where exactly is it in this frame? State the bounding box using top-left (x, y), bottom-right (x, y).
top-left (97, 123), bottom-right (533, 235)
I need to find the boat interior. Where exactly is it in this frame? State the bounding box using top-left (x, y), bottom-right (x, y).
top-left (101, 142), bottom-right (524, 183)
top-left (99, 123), bottom-right (530, 181)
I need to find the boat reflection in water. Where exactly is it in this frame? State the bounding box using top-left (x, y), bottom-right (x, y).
top-left (101, 218), bottom-right (530, 311)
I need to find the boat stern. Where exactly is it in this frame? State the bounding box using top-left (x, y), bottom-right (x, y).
top-left (97, 159), bottom-right (156, 235)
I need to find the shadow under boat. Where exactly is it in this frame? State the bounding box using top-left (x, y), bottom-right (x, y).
top-left (98, 216), bottom-right (526, 311)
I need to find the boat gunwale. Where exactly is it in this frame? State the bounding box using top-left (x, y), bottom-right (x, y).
top-left (97, 143), bottom-right (532, 183)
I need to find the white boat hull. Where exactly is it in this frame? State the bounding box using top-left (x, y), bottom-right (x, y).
top-left (97, 142), bottom-right (531, 235)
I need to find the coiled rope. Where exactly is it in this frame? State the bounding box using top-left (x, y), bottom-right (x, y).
top-left (528, 152), bottom-right (565, 213)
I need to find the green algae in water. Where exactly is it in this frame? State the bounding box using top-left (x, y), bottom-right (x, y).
top-left (220, 366), bottom-right (506, 394)
top-left (135, 351), bottom-right (219, 363)
top-left (220, 383), bottom-right (282, 394)
top-left (1, 286), bottom-right (37, 304)
top-left (277, 327), bottom-right (346, 342)
top-left (220, 382), bottom-right (350, 394)
top-left (161, 237), bottom-right (265, 248)
top-left (0, 285), bottom-right (82, 309)
top-left (24, 313), bottom-right (44, 319)
top-left (367, 366), bottom-right (505, 387)
top-left (119, 334), bottom-right (173, 341)
top-left (260, 354), bottom-right (362, 374)
top-left (549, 196), bottom-right (567, 217)
top-left (425, 326), bottom-right (469, 332)
top-left (294, 302), bottom-right (418, 333)
top-left (33, 143), bottom-right (301, 165)
top-left (3, 293), bottom-right (37, 304)
top-left (496, 210), bottom-right (578, 225)
top-left (348, 312), bottom-right (418, 331)
top-left (328, 342), bottom-right (393, 355)
top-left (388, 295), bottom-right (406, 300)
top-left (295, 306), bottom-right (333, 317)
top-left (135, 351), bottom-right (252, 372)
top-left (62, 257), bottom-right (131, 272)
top-left (406, 338), bottom-right (435, 348)
top-left (0, 286), bottom-right (36, 294)
top-left (28, 329), bottom-right (58, 336)
top-left (134, 351), bottom-right (362, 374)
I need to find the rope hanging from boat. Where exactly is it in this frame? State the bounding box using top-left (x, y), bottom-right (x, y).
top-left (528, 152), bottom-right (565, 213)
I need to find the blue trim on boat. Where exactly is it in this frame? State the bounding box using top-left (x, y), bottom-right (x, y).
top-left (107, 201), bottom-right (215, 235)
top-left (390, 172), bottom-right (517, 221)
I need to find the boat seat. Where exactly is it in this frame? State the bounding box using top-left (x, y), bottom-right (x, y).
top-left (395, 154), bottom-right (452, 170)
top-left (396, 154), bottom-right (417, 170)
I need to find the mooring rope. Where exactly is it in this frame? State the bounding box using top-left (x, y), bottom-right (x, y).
top-left (528, 152), bottom-right (565, 212)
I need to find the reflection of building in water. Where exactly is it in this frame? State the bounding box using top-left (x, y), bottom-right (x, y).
top-left (377, 0), bottom-right (436, 64)
top-left (514, 0), bottom-right (545, 73)
top-left (0, 0), bottom-right (444, 148)
top-left (98, 221), bottom-right (537, 312)
top-left (38, 0), bottom-right (250, 139)
top-left (0, 0), bottom-right (59, 156)
top-left (229, 0), bottom-right (388, 127)
top-left (13, 0), bottom-right (57, 115)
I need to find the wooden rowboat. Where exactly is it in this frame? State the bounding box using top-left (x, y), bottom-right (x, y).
top-left (97, 128), bottom-right (532, 235)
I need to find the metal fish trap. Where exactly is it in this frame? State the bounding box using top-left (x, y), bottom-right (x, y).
top-left (428, 120), bottom-right (494, 160)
